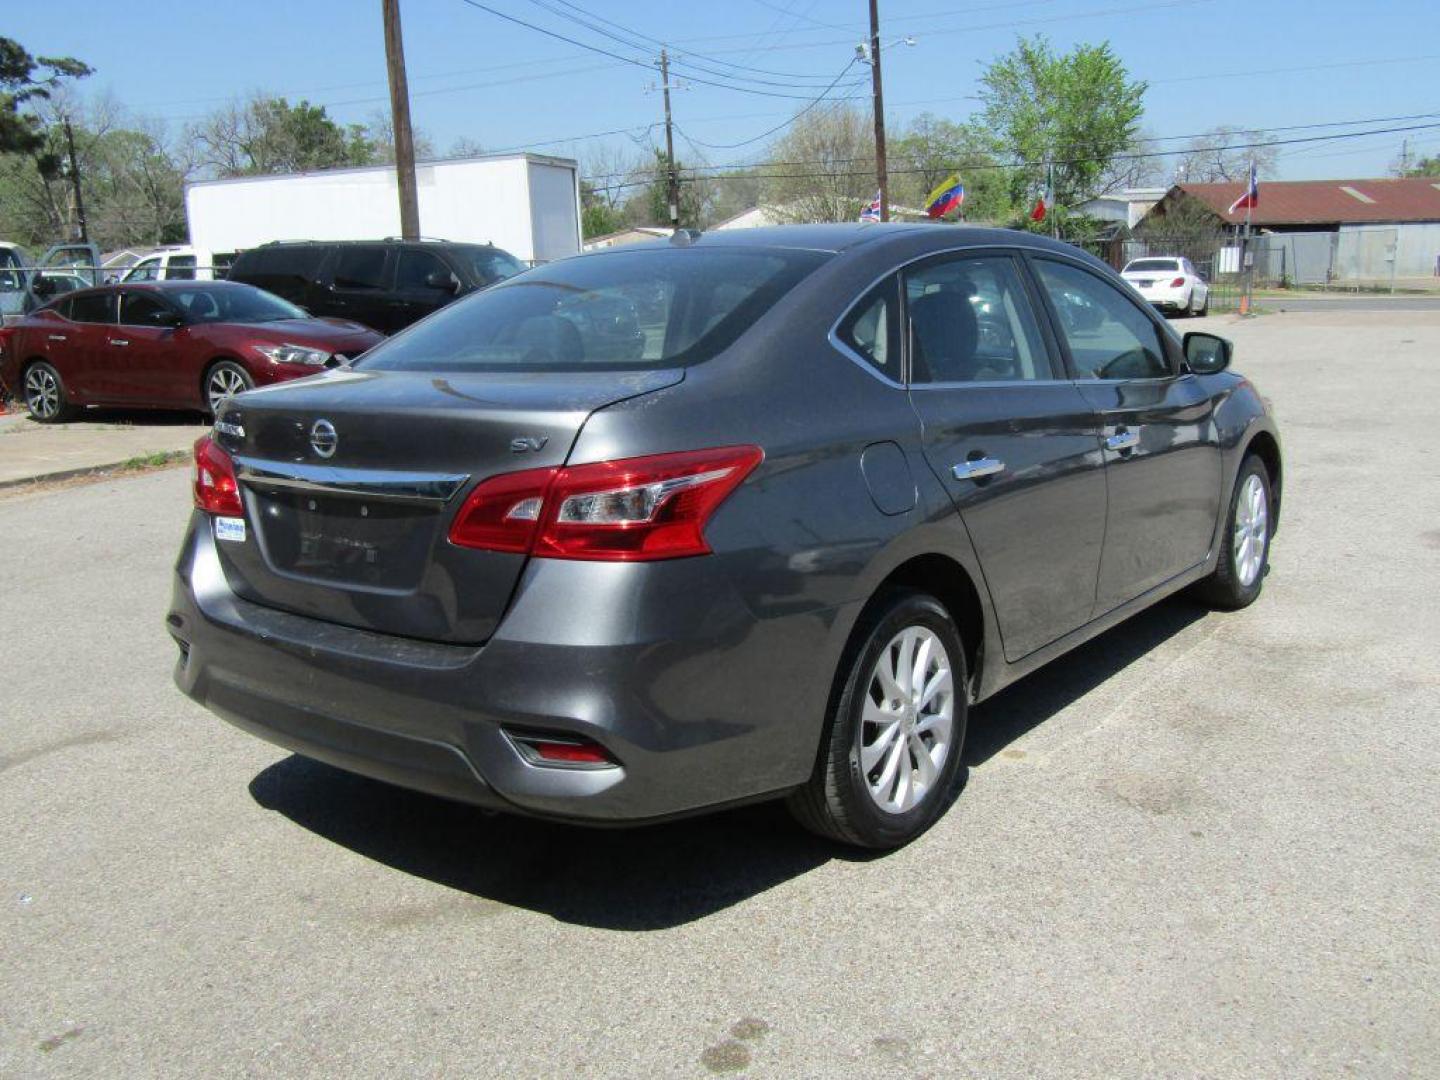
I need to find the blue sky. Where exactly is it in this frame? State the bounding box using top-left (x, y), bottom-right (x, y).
top-left (11, 0), bottom-right (1440, 183)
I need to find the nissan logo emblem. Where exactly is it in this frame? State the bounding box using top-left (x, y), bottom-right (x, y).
top-left (310, 419), bottom-right (338, 459)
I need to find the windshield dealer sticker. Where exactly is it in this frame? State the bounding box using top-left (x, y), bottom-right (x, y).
top-left (214, 517), bottom-right (247, 543)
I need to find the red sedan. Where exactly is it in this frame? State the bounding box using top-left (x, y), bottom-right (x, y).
top-left (1, 281), bottom-right (385, 422)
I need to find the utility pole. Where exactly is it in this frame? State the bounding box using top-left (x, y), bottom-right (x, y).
top-left (382, 0), bottom-right (420, 241)
top-left (660, 48), bottom-right (680, 230)
top-left (62, 118), bottom-right (88, 244)
top-left (868, 0), bottom-right (889, 221)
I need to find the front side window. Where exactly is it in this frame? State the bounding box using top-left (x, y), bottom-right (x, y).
top-left (165, 254), bottom-right (197, 281)
top-left (905, 256), bottom-right (1054, 384)
top-left (120, 292), bottom-right (175, 326)
top-left (463, 247), bottom-right (525, 285)
top-left (359, 249), bottom-right (828, 373)
top-left (126, 258), bottom-right (161, 283)
top-left (1034, 260), bottom-right (1171, 380)
top-left (68, 291), bottom-right (115, 324)
top-left (331, 247), bottom-right (389, 290)
top-left (396, 250), bottom-right (450, 290)
top-left (836, 277), bottom-right (900, 380)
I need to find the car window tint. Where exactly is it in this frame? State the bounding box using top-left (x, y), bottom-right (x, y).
top-left (1035, 260), bottom-right (1170, 380)
top-left (465, 247), bottom-right (525, 285)
top-left (332, 247), bottom-right (389, 290)
top-left (396, 250), bottom-right (450, 290)
top-left (120, 292), bottom-right (173, 326)
top-left (68, 291), bottom-right (115, 324)
top-left (905, 256), bottom-right (1053, 384)
top-left (165, 255), bottom-right (197, 281)
top-left (359, 249), bottom-right (828, 373)
top-left (836, 277), bottom-right (900, 380)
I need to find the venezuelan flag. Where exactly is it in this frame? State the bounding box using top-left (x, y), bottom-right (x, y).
top-left (925, 174), bottom-right (965, 219)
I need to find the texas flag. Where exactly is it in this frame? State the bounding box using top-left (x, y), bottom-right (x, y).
top-left (1228, 162), bottom-right (1259, 215)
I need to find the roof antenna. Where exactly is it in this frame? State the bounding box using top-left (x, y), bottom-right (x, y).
top-left (670, 228), bottom-right (703, 246)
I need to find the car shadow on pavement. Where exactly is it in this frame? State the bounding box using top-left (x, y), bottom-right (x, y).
top-left (247, 596), bottom-right (1211, 931)
top-left (964, 596), bottom-right (1211, 764)
top-left (64, 408), bottom-right (207, 426)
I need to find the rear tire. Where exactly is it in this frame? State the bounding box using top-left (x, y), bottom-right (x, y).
top-left (1192, 454), bottom-right (1271, 610)
top-left (204, 360), bottom-right (253, 416)
top-left (22, 361), bottom-right (76, 423)
top-left (788, 589), bottom-right (968, 849)
top-left (1198, 290), bottom-right (1209, 317)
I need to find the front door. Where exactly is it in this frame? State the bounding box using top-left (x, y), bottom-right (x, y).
top-left (116, 290), bottom-right (187, 404)
top-left (388, 248), bottom-right (456, 332)
top-left (904, 252), bottom-right (1107, 662)
top-left (1030, 256), bottom-right (1223, 612)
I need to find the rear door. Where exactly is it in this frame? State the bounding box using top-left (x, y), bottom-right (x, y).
top-left (1030, 256), bottom-right (1222, 612)
top-left (903, 251), bottom-right (1107, 662)
top-left (57, 291), bottom-right (118, 400)
top-left (314, 245), bottom-right (393, 330)
top-left (116, 290), bottom-right (188, 404)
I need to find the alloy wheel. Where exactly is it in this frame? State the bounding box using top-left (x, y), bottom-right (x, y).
top-left (1233, 473), bottom-right (1268, 587)
top-left (858, 626), bottom-right (955, 815)
top-left (207, 366), bottom-right (249, 413)
top-left (24, 366), bottom-right (60, 420)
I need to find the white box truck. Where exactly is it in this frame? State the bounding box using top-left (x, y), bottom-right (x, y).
top-left (184, 153), bottom-right (582, 265)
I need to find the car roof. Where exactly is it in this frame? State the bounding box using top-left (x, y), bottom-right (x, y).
top-left (585, 222), bottom-right (1104, 264)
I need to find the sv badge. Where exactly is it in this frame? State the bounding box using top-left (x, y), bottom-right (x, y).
top-left (510, 436), bottom-right (549, 454)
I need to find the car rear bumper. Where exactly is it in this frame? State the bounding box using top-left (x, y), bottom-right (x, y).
top-left (168, 515), bottom-right (842, 823)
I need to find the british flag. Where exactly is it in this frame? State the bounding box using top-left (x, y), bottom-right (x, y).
top-left (859, 191), bottom-right (882, 222)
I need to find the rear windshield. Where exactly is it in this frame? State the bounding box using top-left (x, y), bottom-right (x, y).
top-left (358, 248), bottom-right (829, 373)
top-left (1125, 259), bottom-right (1180, 273)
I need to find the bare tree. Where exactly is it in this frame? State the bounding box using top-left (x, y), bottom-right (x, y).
top-left (759, 103), bottom-right (874, 223)
top-left (1176, 127), bottom-right (1278, 183)
top-left (366, 109), bottom-right (435, 163)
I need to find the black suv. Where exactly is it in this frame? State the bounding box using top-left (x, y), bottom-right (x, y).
top-left (226, 239), bottom-right (526, 335)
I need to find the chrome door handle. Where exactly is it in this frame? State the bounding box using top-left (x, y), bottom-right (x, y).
top-left (1106, 430), bottom-right (1139, 451)
top-left (952, 457), bottom-right (1005, 480)
top-left (110, 339), bottom-right (129, 347)
top-left (48, 334), bottom-right (67, 342)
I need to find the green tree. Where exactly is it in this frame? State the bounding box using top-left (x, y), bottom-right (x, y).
top-left (0, 36), bottom-right (91, 163)
top-left (186, 96), bottom-right (375, 178)
top-left (887, 113), bottom-right (1009, 222)
top-left (1397, 154), bottom-right (1440, 177)
top-left (977, 35), bottom-right (1146, 219)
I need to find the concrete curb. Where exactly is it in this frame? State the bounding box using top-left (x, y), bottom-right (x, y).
top-left (0, 453), bottom-right (188, 493)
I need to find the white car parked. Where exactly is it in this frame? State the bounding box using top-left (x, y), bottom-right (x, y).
top-left (1120, 257), bottom-right (1209, 316)
top-left (119, 245), bottom-right (233, 284)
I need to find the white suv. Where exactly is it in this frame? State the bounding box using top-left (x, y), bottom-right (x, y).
top-left (1120, 256), bottom-right (1209, 317)
top-left (120, 245), bottom-right (232, 283)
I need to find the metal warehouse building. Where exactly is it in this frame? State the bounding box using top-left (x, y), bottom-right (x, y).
top-left (1141, 177), bottom-right (1440, 286)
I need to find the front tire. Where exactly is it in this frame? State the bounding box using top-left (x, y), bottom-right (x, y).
top-left (1193, 454), bottom-right (1272, 610)
top-left (204, 360), bottom-right (253, 416)
top-left (22, 362), bottom-right (76, 423)
top-left (788, 589), bottom-right (968, 849)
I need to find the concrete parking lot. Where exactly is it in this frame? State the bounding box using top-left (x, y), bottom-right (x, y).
top-left (1, 310), bottom-right (1436, 1078)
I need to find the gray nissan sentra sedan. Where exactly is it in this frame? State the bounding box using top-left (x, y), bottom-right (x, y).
top-left (169, 224), bottom-right (1281, 849)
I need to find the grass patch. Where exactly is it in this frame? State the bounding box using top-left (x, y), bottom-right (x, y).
top-left (120, 450), bottom-right (188, 470)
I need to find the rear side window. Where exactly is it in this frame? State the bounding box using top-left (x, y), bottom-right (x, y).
top-left (462, 247), bottom-right (525, 285)
top-left (165, 255), bottom-right (197, 281)
top-left (232, 246), bottom-right (326, 280)
top-left (1035, 260), bottom-right (1170, 380)
top-left (331, 247), bottom-right (389, 290)
top-left (360, 249), bottom-right (828, 373)
top-left (836, 277), bottom-right (900, 381)
top-left (906, 256), bottom-right (1054, 383)
top-left (68, 292), bottom-right (115, 323)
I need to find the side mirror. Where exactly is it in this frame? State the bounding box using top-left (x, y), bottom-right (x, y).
top-left (30, 275), bottom-right (57, 298)
top-left (1184, 331), bottom-right (1231, 374)
top-left (423, 269), bottom-right (461, 294)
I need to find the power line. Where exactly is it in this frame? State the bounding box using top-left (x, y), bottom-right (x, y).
top-left (675, 61), bottom-right (863, 150)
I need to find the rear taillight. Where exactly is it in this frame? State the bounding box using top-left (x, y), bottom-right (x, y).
top-left (192, 435), bottom-right (243, 517)
top-left (448, 445), bottom-right (763, 561)
top-left (1170, 277), bottom-right (1186, 287)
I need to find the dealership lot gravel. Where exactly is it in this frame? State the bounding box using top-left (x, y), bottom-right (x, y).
top-left (2, 310), bottom-right (1437, 1078)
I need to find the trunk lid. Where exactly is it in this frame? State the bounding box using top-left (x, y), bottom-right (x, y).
top-left (210, 366), bottom-right (682, 643)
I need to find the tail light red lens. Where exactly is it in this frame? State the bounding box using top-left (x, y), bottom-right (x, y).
top-left (192, 435), bottom-right (243, 517)
top-left (448, 445), bottom-right (763, 561)
top-left (1170, 277), bottom-right (1186, 287)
